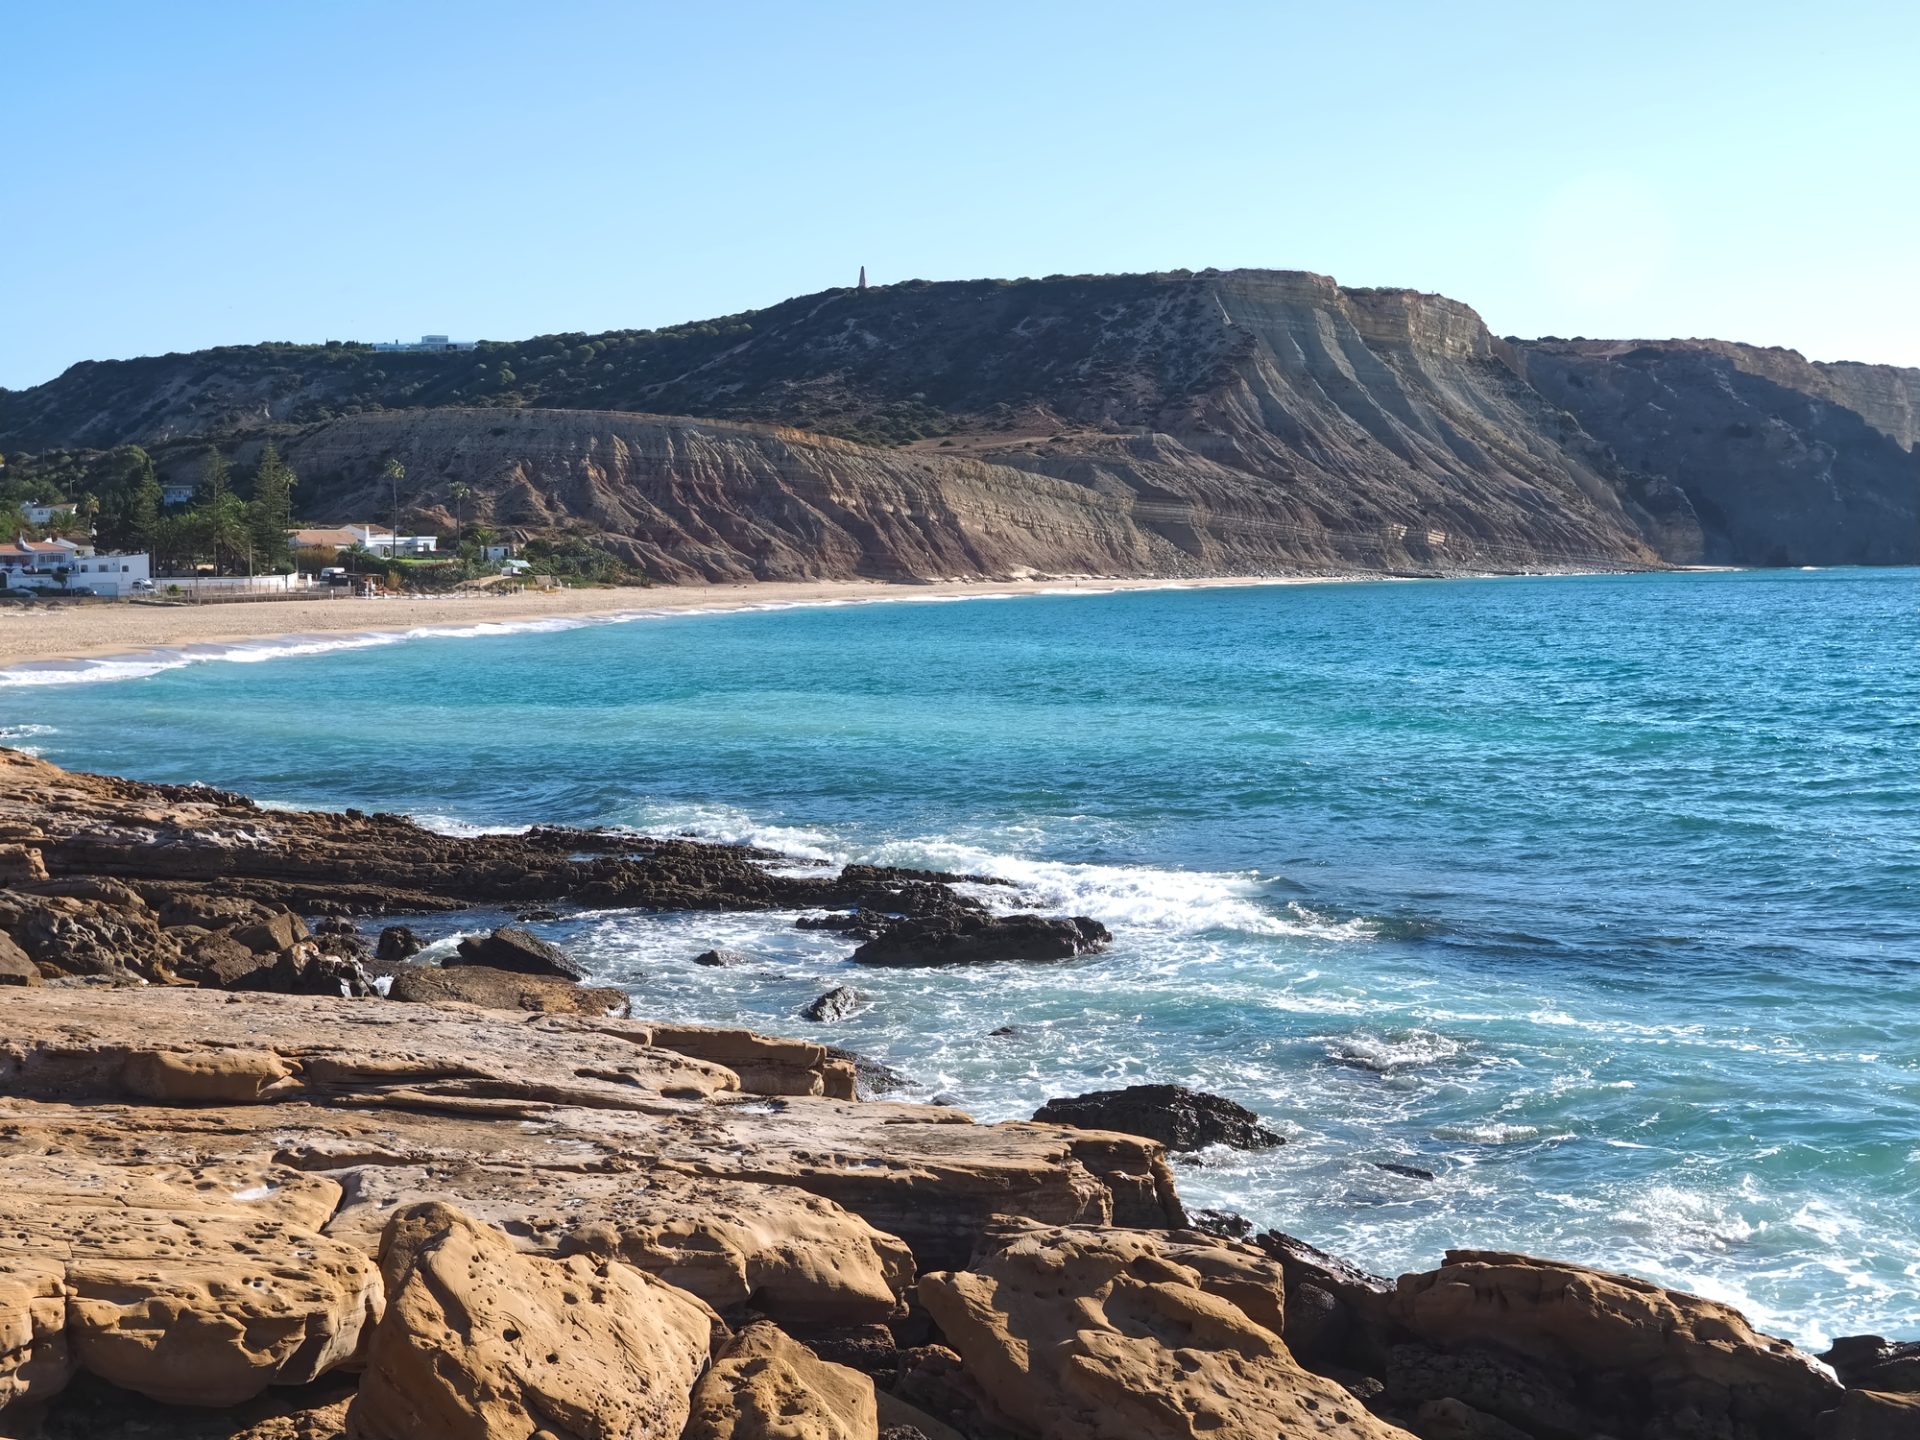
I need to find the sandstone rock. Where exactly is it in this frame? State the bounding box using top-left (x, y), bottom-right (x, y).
top-left (0, 930), bottom-right (40, 985)
top-left (387, 962), bottom-right (630, 1017)
top-left (804, 985), bottom-right (862, 1023)
top-left (373, 925), bottom-right (423, 963)
top-left (120, 1046), bottom-right (292, 1103)
top-left (175, 929), bottom-right (277, 988)
top-left (326, 1163), bottom-right (913, 1326)
top-left (683, 1321), bottom-right (878, 1440)
top-left (451, 924), bottom-right (586, 980)
top-left (1032, 1084), bottom-right (1283, 1152)
top-left (0, 1157), bottom-right (379, 1415)
top-left (917, 1222), bottom-right (1411, 1439)
top-left (232, 911), bottom-right (310, 954)
top-left (347, 1202), bottom-right (714, 1440)
top-left (0, 844), bottom-right (49, 884)
top-left (0, 986), bottom-right (1181, 1278)
top-left (850, 913), bottom-right (1110, 967)
top-left (1389, 1251), bottom-right (1840, 1436)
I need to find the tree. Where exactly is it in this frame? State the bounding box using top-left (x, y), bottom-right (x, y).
top-left (382, 458), bottom-right (405, 559)
top-left (196, 447), bottom-right (231, 506)
top-left (205, 492), bottom-right (251, 575)
top-left (248, 443), bottom-right (297, 572)
top-left (448, 482), bottom-right (471, 547)
top-left (124, 453), bottom-right (162, 550)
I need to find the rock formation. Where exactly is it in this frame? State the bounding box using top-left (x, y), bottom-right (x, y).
top-left (1032, 1083), bottom-right (1285, 1152)
top-left (0, 746), bottom-right (1904, 1439)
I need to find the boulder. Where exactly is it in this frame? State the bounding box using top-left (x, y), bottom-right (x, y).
top-left (1823, 1334), bottom-right (1920, 1392)
top-left (916, 1221), bottom-right (1411, 1439)
top-left (346, 1202), bottom-right (715, 1440)
top-left (1389, 1251), bottom-right (1841, 1437)
top-left (695, 948), bottom-right (754, 967)
top-left (1817, 1389), bottom-right (1920, 1438)
top-left (0, 1157), bottom-right (378, 1416)
top-left (0, 930), bottom-right (40, 985)
top-left (387, 963), bottom-right (630, 1017)
top-left (1032, 1084), bottom-right (1284, 1152)
top-left (850, 913), bottom-right (1110, 967)
top-left (325, 1163), bottom-right (914, 1327)
top-left (450, 925), bottom-right (585, 980)
top-left (683, 1321), bottom-right (878, 1440)
top-left (0, 844), bottom-right (48, 884)
top-left (374, 925), bottom-right (424, 963)
top-left (803, 986), bottom-right (862, 1023)
top-left (231, 911), bottom-right (310, 954)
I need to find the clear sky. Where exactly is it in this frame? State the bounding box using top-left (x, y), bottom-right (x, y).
top-left (5, 0), bottom-right (1917, 390)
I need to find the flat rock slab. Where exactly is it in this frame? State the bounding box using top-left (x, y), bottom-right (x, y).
top-left (0, 1156), bottom-right (379, 1419)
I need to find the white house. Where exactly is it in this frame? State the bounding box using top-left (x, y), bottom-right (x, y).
top-left (0, 538), bottom-right (151, 596)
top-left (371, 334), bottom-right (477, 353)
top-left (347, 526), bottom-right (438, 557)
top-left (160, 482), bottom-right (196, 507)
top-left (22, 501), bottom-right (76, 527)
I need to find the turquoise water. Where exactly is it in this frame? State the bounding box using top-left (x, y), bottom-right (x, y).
top-left (5, 570), bottom-right (1918, 1346)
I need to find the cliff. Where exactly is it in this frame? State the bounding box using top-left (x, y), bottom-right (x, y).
top-left (4, 269), bottom-right (1913, 577)
top-left (1515, 338), bottom-right (1920, 565)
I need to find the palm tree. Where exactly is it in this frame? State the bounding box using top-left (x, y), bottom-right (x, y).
top-left (382, 458), bottom-right (406, 561)
top-left (449, 482), bottom-right (472, 549)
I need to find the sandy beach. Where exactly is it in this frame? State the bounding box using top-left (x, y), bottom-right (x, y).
top-left (0, 576), bottom-right (1309, 672)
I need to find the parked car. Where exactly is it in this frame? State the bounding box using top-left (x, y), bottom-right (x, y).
top-left (130, 578), bottom-right (155, 592)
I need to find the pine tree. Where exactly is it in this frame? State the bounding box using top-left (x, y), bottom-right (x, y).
top-left (247, 443), bottom-right (297, 572)
top-left (124, 452), bottom-right (162, 550)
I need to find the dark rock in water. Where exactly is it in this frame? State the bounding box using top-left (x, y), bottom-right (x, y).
top-left (823, 1045), bottom-right (911, 1097)
top-left (311, 916), bottom-right (359, 938)
top-left (1189, 1208), bottom-right (1254, 1239)
top-left (1822, 1334), bottom-right (1920, 1392)
top-left (1374, 1161), bottom-right (1437, 1181)
top-left (693, 948), bottom-right (753, 967)
top-left (801, 985), bottom-right (861, 1023)
top-left (375, 924), bottom-right (425, 964)
top-left (795, 909), bottom-right (894, 941)
top-left (1030, 1083), bottom-right (1283, 1151)
top-left (850, 913), bottom-right (1110, 967)
top-left (388, 963), bottom-right (629, 1017)
top-left (515, 906), bottom-right (561, 921)
top-left (988, 1024), bottom-right (1020, 1038)
top-left (451, 925), bottom-right (585, 981)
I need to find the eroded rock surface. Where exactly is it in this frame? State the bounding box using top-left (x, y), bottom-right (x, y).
top-left (685, 1321), bottom-right (878, 1440)
top-left (347, 1202), bottom-right (713, 1440)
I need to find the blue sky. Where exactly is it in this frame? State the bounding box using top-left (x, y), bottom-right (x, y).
top-left (4, 1), bottom-right (1916, 390)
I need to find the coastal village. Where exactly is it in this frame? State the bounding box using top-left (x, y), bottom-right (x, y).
top-left (0, 418), bottom-right (539, 603)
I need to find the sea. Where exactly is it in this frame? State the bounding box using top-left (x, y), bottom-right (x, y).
top-left (4, 568), bottom-right (1916, 1349)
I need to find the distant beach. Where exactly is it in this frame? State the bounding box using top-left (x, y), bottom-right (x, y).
top-left (0, 574), bottom-right (1331, 673)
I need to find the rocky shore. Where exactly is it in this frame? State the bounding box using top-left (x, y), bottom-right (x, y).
top-left (0, 747), bottom-right (1910, 1439)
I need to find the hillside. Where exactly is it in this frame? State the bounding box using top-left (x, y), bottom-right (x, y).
top-left (4, 269), bottom-right (1914, 578)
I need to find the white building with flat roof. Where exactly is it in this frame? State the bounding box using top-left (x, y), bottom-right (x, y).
top-left (371, 334), bottom-right (476, 353)
top-left (0, 538), bottom-right (150, 595)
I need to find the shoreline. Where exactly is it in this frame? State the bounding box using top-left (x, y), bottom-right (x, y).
top-left (0, 568), bottom-right (1619, 675)
top-left (0, 746), bottom-right (1889, 1440)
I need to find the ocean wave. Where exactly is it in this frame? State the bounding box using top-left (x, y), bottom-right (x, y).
top-left (616, 800), bottom-right (1370, 940)
top-left (1328, 1028), bottom-right (1467, 1073)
